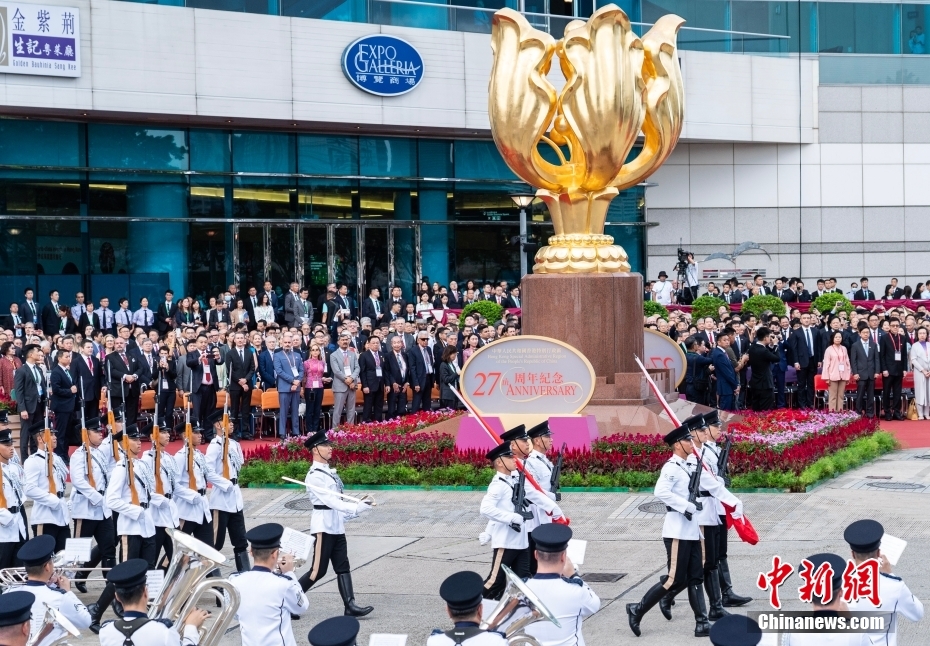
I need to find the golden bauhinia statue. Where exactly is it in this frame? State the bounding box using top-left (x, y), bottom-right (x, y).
top-left (489, 5), bottom-right (685, 273)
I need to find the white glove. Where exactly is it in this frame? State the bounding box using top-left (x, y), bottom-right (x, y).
top-left (685, 502), bottom-right (698, 515)
top-left (732, 500), bottom-right (744, 519)
top-left (550, 504), bottom-right (564, 519)
top-left (355, 501), bottom-right (372, 516)
top-left (479, 532), bottom-right (491, 546)
top-left (716, 475), bottom-right (726, 485)
top-left (509, 513), bottom-right (525, 526)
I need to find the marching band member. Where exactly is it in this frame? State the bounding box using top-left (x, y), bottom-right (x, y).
top-left (843, 519), bottom-right (923, 646)
top-left (480, 442), bottom-right (562, 600)
top-left (23, 427), bottom-right (69, 551)
top-left (204, 409), bottom-right (249, 573)
top-left (297, 430), bottom-right (374, 617)
top-left (784, 553), bottom-right (869, 646)
top-left (140, 420), bottom-right (180, 570)
top-left (9, 535), bottom-right (92, 645)
top-left (429, 571), bottom-right (506, 645)
top-left (98, 559), bottom-right (208, 646)
top-left (0, 417), bottom-right (28, 570)
top-left (308, 616), bottom-right (360, 646)
top-left (0, 590), bottom-right (35, 646)
top-left (69, 416), bottom-right (116, 595)
top-left (229, 523), bottom-right (308, 646)
top-left (173, 420), bottom-right (233, 546)
top-left (709, 615), bottom-right (763, 646)
top-left (91, 422), bottom-right (159, 633)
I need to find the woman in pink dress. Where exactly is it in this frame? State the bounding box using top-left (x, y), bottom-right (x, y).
top-left (303, 344), bottom-right (330, 434)
top-left (822, 330), bottom-right (851, 411)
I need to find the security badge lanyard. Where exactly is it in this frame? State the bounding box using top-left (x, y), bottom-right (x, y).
top-left (890, 334), bottom-right (902, 363)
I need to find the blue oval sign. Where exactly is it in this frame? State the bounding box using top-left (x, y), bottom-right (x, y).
top-left (342, 34), bottom-right (424, 97)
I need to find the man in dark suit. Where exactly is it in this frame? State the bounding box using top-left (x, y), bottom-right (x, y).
top-left (683, 336), bottom-right (713, 405)
top-left (850, 323), bottom-right (880, 418)
top-left (432, 327), bottom-right (449, 376)
top-left (257, 335), bottom-right (278, 391)
top-left (78, 302), bottom-right (102, 336)
top-left (334, 283), bottom-right (355, 322)
top-left (206, 299), bottom-right (231, 328)
top-left (156, 290), bottom-right (178, 335)
top-left (384, 336), bottom-right (409, 419)
top-left (747, 327), bottom-right (780, 411)
top-left (710, 329), bottom-right (740, 410)
top-left (72, 339), bottom-right (104, 422)
top-left (853, 278), bottom-right (875, 301)
top-left (880, 317), bottom-right (907, 421)
top-left (447, 282), bottom-right (464, 310)
top-left (794, 281), bottom-right (812, 303)
top-left (137, 338), bottom-right (157, 389)
top-left (408, 332), bottom-right (434, 413)
top-left (773, 278), bottom-right (796, 303)
top-left (186, 333), bottom-right (224, 439)
top-left (889, 278), bottom-right (904, 299)
top-left (787, 313), bottom-right (822, 410)
top-left (243, 286), bottom-right (259, 331)
top-left (40, 290), bottom-right (61, 337)
top-left (359, 335), bottom-right (386, 422)
top-left (361, 288), bottom-right (385, 328)
top-left (226, 331), bottom-right (255, 440)
top-left (106, 336), bottom-right (144, 426)
top-left (719, 283), bottom-right (743, 305)
top-left (770, 329), bottom-right (789, 408)
top-left (752, 275), bottom-right (771, 296)
top-left (20, 288), bottom-right (40, 327)
top-left (14, 343), bottom-right (46, 460)
top-left (387, 286), bottom-right (406, 315)
top-left (731, 319), bottom-right (751, 408)
top-left (49, 349), bottom-right (77, 459)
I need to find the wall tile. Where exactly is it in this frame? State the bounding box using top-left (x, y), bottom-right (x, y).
top-left (690, 165), bottom-right (734, 208)
top-left (690, 209), bottom-right (736, 245)
top-left (862, 164), bottom-right (904, 207)
top-left (819, 112), bottom-right (862, 143)
top-left (861, 206), bottom-right (904, 242)
top-left (861, 143), bottom-right (903, 164)
top-left (861, 86), bottom-right (903, 112)
top-left (820, 165), bottom-right (863, 207)
top-left (734, 144), bottom-right (778, 165)
top-left (647, 209), bottom-right (692, 246)
top-left (735, 164), bottom-right (778, 207)
top-left (648, 165), bottom-right (691, 209)
top-left (820, 143), bottom-right (862, 165)
top-left (689, 144), bottom-right (734, 165)
top-left (903, 87), bottom-right (930, 112)
top-left (904, 166), bottom-right (930, 206)
top-left (778, 207), bottom-right (802, 244)
top-left (862, 113), bottom-right (903, 143)
top-left (903, 113), bottom-right (930, 144)
top-left (819, 86), bottom-right (861, 112)
top-left (821, 207), bottom-right (864, 244)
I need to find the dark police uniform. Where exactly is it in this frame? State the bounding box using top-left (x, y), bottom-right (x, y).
top-left (428, 571), bottom-right (506, 646)
top-left (308, 615), bottom-right (360, 646)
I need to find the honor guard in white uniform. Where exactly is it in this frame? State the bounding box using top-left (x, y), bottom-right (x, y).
top-left (784, 553), bottom-right (870, 646)
top-left (524, 421), bottom-right (559, 511)
top-left (296, 430), bottom-right (374, 617)
top-left (708, 614), bottom-right (762, 646)
top-left (0, 590), bottom-right (36, 646)
top-left (203, 409), bottom-right (249, 573)
top-left (660, 414), bottom-right (744, 623)
top-left (229, 523), bottom-right (309, 646)
top-left (140, 421), bottom-right (180, 570)
top-left (8, 535), bottom-right (92, 646)
top-left (173, 421), bottom-right (233, 546)
top-left (23, 428), bottom-right (69, 550)
top-left (703, 410), bottom-right (752, 608)
top-left (69, 416), bottom-right (116, 594)
top-left (308, 616), bottom-right (360, 646)
top-left (480, 442), bottom-right (563, 600)
top-left (428, 571), bottom-right (506, 646)
top-left (99, 558), bottom-right (208, 646)
top-left (513, 525), bottom-right (600, 646)
top-left (0, 420), bottom-right (28, 570)
top-left (628, 422), bottom-right (720, 638)
top-left (843, 519), bottom-right (924, 646)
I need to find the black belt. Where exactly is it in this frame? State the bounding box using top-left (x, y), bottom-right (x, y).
top-left (56, 492), bottom-right (64, 499)
top-left (8, 506), bottom-right (18, 514)
top-left (197, 489), bottom-right (206, 496)
top-left (230, 478), bottom-right (238, 485)
top-left (139, 502), bottom-right (149, 509)
top-left (699, 490), bottom-right (712, 497)
top-left (164, 493), bottom-right (172, 500)
top-left (313, 505), bottom-right (331, 510)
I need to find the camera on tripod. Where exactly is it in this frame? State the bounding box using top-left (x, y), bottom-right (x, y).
top-left (673, 247), bottom-right (692, 274)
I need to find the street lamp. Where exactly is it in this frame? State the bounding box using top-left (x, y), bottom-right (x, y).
top-left (510, 193), bottom-right (535, 277)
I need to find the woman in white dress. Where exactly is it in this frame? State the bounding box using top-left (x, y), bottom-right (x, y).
top-left (909, 327), bottom-right (930, 419)
top-left (253, 293), bottom-right (275, 325)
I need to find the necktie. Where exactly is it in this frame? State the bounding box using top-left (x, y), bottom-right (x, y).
top-left (423, 347), bottom-right (432, 374)
top-left (121, 352), bottom-right (128, 367)
top-left (252, 297), bottom-right (257, 307)
top-left (239, 349), bottom-right (244, 363)
top-left (806, 329), bottom-right (813, 356)
top-left (64, 367), bottom-right (71, 383)
top-left (375, 300), bottom-right (380, 315)
top-left (373, 352), bottom-right (379, 368)
top-left (344, 351), bottom-right (349, 367)
top-left (147, 355), bottom-right (152, 370)
top-left (33, 366), bottom-right (42, 395)
top-left (202, 353), bottom-right (212, 385)
top-left (30, 302), bottom-right (35, 319)
top-left (397, 353), bottom-right (404, 374)
top-left (87, 356), bottom-right (93, 373)
top-left (873, 330), bottom-right (878, 345)
top-left (401, 336), bottom-right (406, 349)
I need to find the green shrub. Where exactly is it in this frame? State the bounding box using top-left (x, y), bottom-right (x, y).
top-left (644, 301), bottom-right (670, 319)
top-left (459, 301), bottom-right (504, 326)
top-left (811, 292), bottom-right (853, 317)
top-left (741, 294), bottom-right (787, 318)
top-left (691, 295), bottom-right (728, 320)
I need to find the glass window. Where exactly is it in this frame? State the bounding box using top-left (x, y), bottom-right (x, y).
top-left (299, 181), bottom-right (357, 219)
top-left (190, 178), bottom-right (229, 219)
top-left (333, 226), bottom-right (358, 296)
top-left (642, 0), bottom-right (728, 50)
top-left (232, 132), bottom-right (295, 174)
top-left (359, 137), bottom-right (416, 177)
top-left (454, 140), bottom-right (517, 180)
top-left (88, 183), bottom-right (127, 217)
top-left (190, 129), bottom-right (231, 172)
top-left (819, 3), bottom-right (899, 54)
top-left (88, 124), bottom-right (188, 170)
top-left (0, 120), bottom-right (83, 167)
top-left (904, 5), bottom-right (929, 54)
top-left (454, 189), bottom-right (521, 221)
top-left (302, 226), bottom-right (329, 305)
top-left (418, 140), bottom-right (453, 178)
top-left (89, 220), bottom-right (129, 275)
top-left (282, 0), bottom-right (364, 20)
top-left (0, 181), bottom-right (81, 216)
top-left (233, 178), bottom-right (296, 219)
top-left (731, 1), bottom-right (804, 53)
top-left (185, 0), bottom-right (272, 14)
top-left (189, 224), bottom-right (228, 304)
top-left (0, 221), bottom-right (37, 276)
top-left (298, 135), bottom-right (358, 175)
top-left (269, 227), bottom-right (296, 289)
top-left (453, 224), bottom-right (520, 285)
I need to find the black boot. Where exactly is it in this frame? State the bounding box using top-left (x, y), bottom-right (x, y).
top-left (688, 583), bottom-right (710, 637)
top-left (704, 570), bottom-right (729, 621)
top-left (337, 573), bottom-right (373, 617)
top-left (234, 551), bottom-right (251, 573)
top-left (89, 582), bottom-right (117, 634)
top-left (626, 580), bottom-right (670, 637)
top-left (718, 558), bottom-right (752, 607)
top-left (659, 590), bottom-right (675, 620)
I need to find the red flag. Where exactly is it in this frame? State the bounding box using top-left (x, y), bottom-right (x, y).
top-left (723, 503), bottom-right (759, 545)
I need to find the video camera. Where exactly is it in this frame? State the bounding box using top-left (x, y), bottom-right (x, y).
top-left (673, 247), bottom-right (692, 274)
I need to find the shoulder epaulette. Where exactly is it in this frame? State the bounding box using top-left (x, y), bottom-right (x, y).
top-left (430, 628), bottom-right (442, 636)
top-left (155, 618), bottom-right (173, 628)
top-left (561, 575), bottom-right (585, 586)
top-left (880, 572), bottom-right (902, 581)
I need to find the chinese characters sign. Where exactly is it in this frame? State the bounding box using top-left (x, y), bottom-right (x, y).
top-left (460, 336), bottom-right (595, 416)
top-left (341, 34), bottom-right (423, 97)
top-left (757, 556), bottom-right (883, 609)
top-left (0, 3), bottom-right (80, 77)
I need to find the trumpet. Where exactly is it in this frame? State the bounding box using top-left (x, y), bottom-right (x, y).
top-left (27, 602), bottom-right (81, 646)
top-left (481, 565), bottom-right (561, 646)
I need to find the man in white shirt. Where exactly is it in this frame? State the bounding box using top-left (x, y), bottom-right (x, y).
top-left (652, 271), bottom-right (674, 305)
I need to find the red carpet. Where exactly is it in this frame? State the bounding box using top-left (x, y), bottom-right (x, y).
top-left (877, 420), bottom-right (930, 449)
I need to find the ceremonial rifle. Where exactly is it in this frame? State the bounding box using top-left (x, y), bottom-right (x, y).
top-left (549, 443), bottom-right (565, 502)
top-left (717, 435), bottom-right (732, 487)
top-left (153, 362), bottom-right (164, 495)
top-left (222, 372), bottom-right (231, 480)
top-left (106, 361), bottom-right (119, 462)
top-left (80, 379), bottom-right (95, 489)
top-left (509, 469), bottom-right (533, 532)
top-left (43, 371), bottom-right (56, 496)
top-left (185, 369), bottom-right (195, 490)
top-left (685, 445), bottom-right (705, 521)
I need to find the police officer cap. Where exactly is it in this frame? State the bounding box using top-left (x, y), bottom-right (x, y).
top-left (439, 571), bottom-right (484, 612)
top-left (16, 535), bottom-right (56, 567)
top-left (304, 430), bottom-right (331, 450)
top-left (123, 423), bottom-right (142, 439)
top-left (112, 406), bottom-right (125, 423)
top-left (709, 614), bottom-right (762, 646)
top-left (191, 422), bottom-right (204, 434)
top-left (843, 519), bottom-right (884, 553)
top-left (527, 421), bottom-right (551, 438)
top-left (531, 524), bottom-right (573, 553)
top-left (29, 425), bottom-right (49, 437)
top-left (685, 414), bottom-right (707, 431)
top-left (85, 417), bottom-right (103, 432)
top-left (205, 409), bottom-right (224, 427)
top-left (246, 523), bottom-right (284, 550)
top-left (500, 425), bottom-right (528, 442)
top-left (0, 429), bottom-right (12, 445)
top-left (703, 410), bottom-right (721, 427)
top-left (805, 553), bottom-right (846, 591)
top-left (106, 559), bottom-right (149, 588)
top-left (173, 420), bottom-right (188, 434)
top-left (307, 616), bottom-right (360, 646)
top-left (0, 590), bottom-right (34, 627)
top-left (663, 424), bottom-right (692, 445)
top-left (0, 410), bottom-right (8, 425)
top-left (486, 443), bottom-right (513, 461)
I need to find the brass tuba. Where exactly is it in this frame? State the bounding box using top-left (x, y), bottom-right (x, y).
top-left (149, 528), bottom-right (240, 646)
top-left (480, 565), bottom-right (561, 646)
top-left (26, 602), bottom-right (81, 646)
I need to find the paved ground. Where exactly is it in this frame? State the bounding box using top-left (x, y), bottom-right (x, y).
top-left (64, 446), bottom-right (930, 645)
